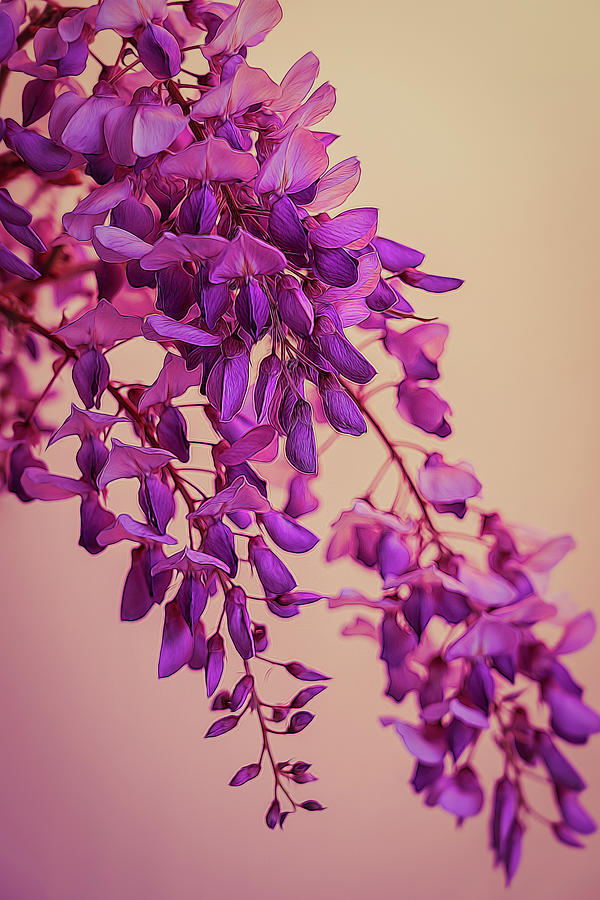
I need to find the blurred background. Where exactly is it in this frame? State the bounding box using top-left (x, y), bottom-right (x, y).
top-left (1, 0), bottom-right (599, 897)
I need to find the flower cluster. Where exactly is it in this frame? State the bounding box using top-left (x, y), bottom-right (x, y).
top-left (0, 0), bottom-right (596, 877)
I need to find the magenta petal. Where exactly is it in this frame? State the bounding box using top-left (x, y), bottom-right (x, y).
top-left (219, 425), bottom-right (276, 466)
top-left (400, 267), bottom-right (463, 293)
top-left (457, 562), bottom-right (518, 609)
top-left (372, 236), bottom-right (425, 272)
top-left (97, 513), bottom-right (176, 546)
top-left (0, 241), bottom-right (40, 280)
top-left (161, 137), bottom-right (259, 183)
top-left (203, 0), bottom-right (283, 58)
top-left (552, 823), bottom-right (585, 849)
top-left (555, 788), bottom-right (597, 835)
top-left (96, 0), bottom-right (167, 36)
top-left (285, 399), bottom-right (317, 474)
top-left (284, 474), bottom-right (318, 519)
top-left (544, 686), bottom-right (600, 744)
top-left (21, 78), bottom-right (56, 127)
top-left (384, 720), bottom-right (446, 765)
top-left (103, 105), bottom-right (137, 166)
top-left (138, 23), bottom-right (181, 80)
top-left (92, 226), bottom-right (152, 264)
top-left (210, 230), bottom-right (285, 282)
top-left (5, 119), bottom-right (72, 174)
top-left (446, 616), bottom-right (520, 661)
top-left (48, 405), bottom-right (127, 446)
top-left (396, 379), bottom-right (452, 437)
top-left (377, 530), bottom-right (411, 583)
top-left (158, 599), bottom-right (193, 678)
top-left (225, 585), bottom-right (254, 659)
top-left (554, 611), bottom-right (596, 656)
top-left (0, 188), bottom-right (32, 226)
top-left (310, 207), bottom-right (377, 250)
top-left (418, 452), bottom-right (481, 506)
top-left (319, 372), bottom-right (366, 436)
top-left (20, 467), bottom-right (90, 501)
top-left (121, 546), bottom-right (169, 621)
top-left (385, 322), bottom-right (449, 381)
top-left (97, 439), bottom-right (174, 490)
top-left (190, 475), bottom-right (270, 519)
top-left (254, 353), bottom-right (281, 422)
top-left (249, 536), bottom-right (296, 596)
top-left (260, 510), bottom-right (318, 553)
top-left (56, 300), bottom-right (142, 350)
top-left (537, 733), bottom-right (586, 791)
top-left (256, 127), bottom-right (328, 195)
top-left (132, 104), bottom-right (189, 158)
top-left (435, 766), bottom-right (484, 818)
top-left (277, 275), bottom-right (313, 336)
top-left (304, 156), bottom-right (361, 215)
top-left (61, 92), bottom-right (124, 155)
top-left (143, 314), bottom-right (222, 347)
top-left (229, 763), bottom-right (261, 786)
top-left (206, 337), bottom-right (250, 421)
top-left (449, 699), bottom-right (489, 730)
top-left (63, 179), bottom-right (133, 241)
top-left (314, 318), bottom-right (376, 384)
top-left (139, 353), bottom-right (199, 411)
top-left (0, 10), bottom-right (16, 62)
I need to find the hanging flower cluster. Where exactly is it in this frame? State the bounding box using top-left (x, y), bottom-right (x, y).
top-left (0, 0), bottom-right (596, 881)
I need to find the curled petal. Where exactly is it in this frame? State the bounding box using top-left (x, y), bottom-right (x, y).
top-left (138, 23), bottom-right (181, 80)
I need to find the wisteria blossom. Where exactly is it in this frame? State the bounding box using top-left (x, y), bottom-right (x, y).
top-left (0, 0), bottom-right (596, 881)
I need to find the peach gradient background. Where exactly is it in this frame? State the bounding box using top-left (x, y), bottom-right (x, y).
top-left (1, 1), bottom-right (600, 898)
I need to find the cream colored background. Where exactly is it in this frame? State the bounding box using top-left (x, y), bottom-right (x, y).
top-left (1, 1), bottom-right (599, 897)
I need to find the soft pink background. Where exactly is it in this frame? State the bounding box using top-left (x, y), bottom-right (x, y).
top-left (1, 1), bottom-right (599, 898)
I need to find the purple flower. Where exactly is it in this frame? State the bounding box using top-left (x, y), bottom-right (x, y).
top-left (138, 24), bottom-right (181, 80)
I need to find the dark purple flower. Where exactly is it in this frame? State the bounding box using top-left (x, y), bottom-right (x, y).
top-left (225, 586), bottom-right (254, 659)
top-left (158, 599), bottom-right (193, 677)
top-left (138, 24), bottom-right (181, 80)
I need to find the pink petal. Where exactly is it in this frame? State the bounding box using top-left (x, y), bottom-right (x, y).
top-left (458, 562), bottom-right (518, 609)
top-left (63, 179), bottom-right (133, 241)
top-left (382, 719), bottom-right (446, 765)
top-left (219, 425), bottom-right (277, 465)
top-left (48, 405), bottom-right (127, 446)
top-left (209, 230), bottom-right (285, 281)
top-left (104, 105), bottom-right (137, 166)
top-left (270, 51), bottom-right (319, 118)
top-left (142, 314), bottom-right (222, 347)
top-left (449, 699), bottom-right (489, 730)
top-left (203, 0), bottom-right (282, 58)
top-left (139, 352), bottom-right (200, 411)
top-left (309, 207), bottom-right (378, 250)
top-left (97, 513), bottom-right (177, 546)
top-left (96, 0), bottom-right (167, 36)
top-left (92, 225), bottom-right (153, 264)
top-left (61, 93), bottom-right (124, 155)
top-left (256, 127), bottom-right (329, 195)
top-left (132, 104), bottom-right (189, 158)
top-left (20, 467), bottom-right (90, 500)
top-left (160, 136), bottom-right (258, 183)
top-left (304, 157), bottom-right (361, 215)
top-left (523, 534), bottom-right (576, 572)
top-left (189, 475), bottom-right (270, 519)
top-left (418, 454), bottom-right (481, 504)
top-left (275, 82), bottom-right (336, 138)
top-left (446, 616), bottom-right (520, 661)
top-left (554, 611), bottom-right (596, 655)
top-left (97, 438), bottom-right (174, 490)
